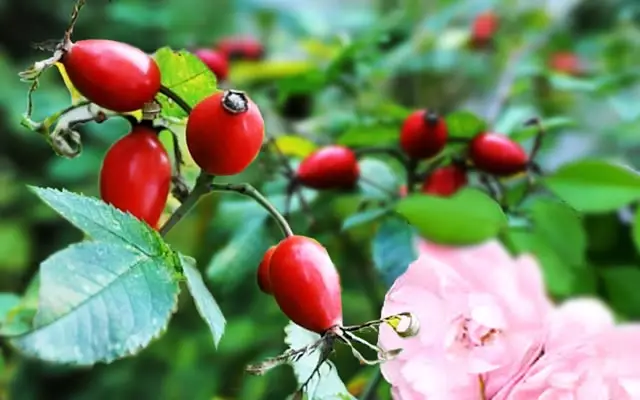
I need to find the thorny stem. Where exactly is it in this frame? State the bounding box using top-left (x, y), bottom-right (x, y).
top-left (159, 85), bottom-right (193, 115)
top-left (210, 182), bottom-right (294, 238)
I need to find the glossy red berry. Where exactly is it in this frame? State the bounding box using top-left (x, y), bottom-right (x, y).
top-left (100, 124), bottom-right (171, 228)
top-left (400, 110), bottom-right (448, 160)
top-left (421, 165), bottom-right (468, 197)
top-left (469, 132), bottom-right (528, 176)
top-left (471, 12), bottom-right (498, 48)
top-left (549, 52), bottom-right (582, 76)
top-left (62, 40), bottom-right (161, 112)
top-left (216, 36), bottom-right (264, 61)
top-left (269, 235), bottom-right (343, 334)
top-left (257, 246), bottom-right (276, 295)
top-left (296, 146), bottom-right (359, 190)
top-left (194, 49), bottom-right (229, 81)
top-left (186, 90), bottom-right (265, 176)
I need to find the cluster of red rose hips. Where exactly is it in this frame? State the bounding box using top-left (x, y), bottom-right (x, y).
top-left (39, 26), bottom-right (412, 393)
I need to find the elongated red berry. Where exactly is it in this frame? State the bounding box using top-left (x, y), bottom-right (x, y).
top-left (257, 246), bottom-right (277, 294)
top-left (269, 235), bottom-right (343, 334)
top-left (471, 11), bottom-right (498, 48)
top-left (62, 40), bottom-right (161, 112)
top-left (186, 90), bottom-right (264, 176)
top-left (421, 165), bottom-right (467, 196)
top-left (100, 124), bottom-right (171, 227)
top-left (194, 49), bottom-right (229, 81)
top-left (297, 145), bottom-right (359, 190)
top-left (216, 36), bottom-right (264, 61)
top-left (469, 132), bottom-right (528, 176)
top-left (400, 110), bottom-right (448, 160)
top-left (549, 52), bottom-right (582, 76)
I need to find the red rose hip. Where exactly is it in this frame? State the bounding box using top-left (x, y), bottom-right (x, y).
top-left (296, 145), bottom-right (359, 190)
top-left (194, 49), bottom-right (229, 81)
top-left (62, 39), bottom-right (161, 112)
top-left (100, 124), bottom-right (171, 227)
top-left (269, 235), bottom-right (343, 334)
top-left (469, 132), bottom-right (528, 176)
top-left (471, 11), bottom-right (498, 48)
top-left (257, 245), bottom-right (277, 294)
top-left (186, 90), bottom-right (265, 176)
top-left (216, 36), bottom-right (264, 61)
top-left (422, 165), bottom-right (468, 196)
top-left (400, 110), bottom-right (448, 160)
top-left (549, 52), bottom-right (582, 76)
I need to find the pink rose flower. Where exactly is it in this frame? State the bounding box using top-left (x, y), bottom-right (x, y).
top-left (378, 240), bottom-right (553, 399)
top-left (497, 298), bottom-right (640, 399)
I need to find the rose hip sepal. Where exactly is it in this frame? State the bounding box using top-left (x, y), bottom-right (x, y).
top-left (296, 145), bottom-right (360, 190)
top-left (245, 235), bottom-right (419, 396)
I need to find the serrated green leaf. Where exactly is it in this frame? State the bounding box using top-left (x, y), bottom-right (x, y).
top-left (9, 241), bottom-right (180, 365)
top-left (30, 187), bottom-right (164, 256)
top-left (341, 208), bottom-right (391, 231)
top-left (180, 254), bottom-right (226, 347)
top-left (541, 160), bottom-right (640, 213)
top-left (0, 294), bottom-right (21, 325)
top-left (206, 216), bottom-right (271, 292)
top-left (153, 47), bottom-right (218, 119)
top-left (372, 216), bottom-right (418, 287)
top-left (445, 110), bottom-right (487, 139)
top-left (0, 222), bottom-right (31, 271)
top-left (284, 323), bottom-right (356, 400)
top-left (395, 189), bottom-right (507, 245)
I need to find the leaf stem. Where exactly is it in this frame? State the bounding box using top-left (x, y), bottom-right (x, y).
top-left (159, 85), bottom-right (193, 115)
top-left (159, 171), bottom-right (214, 236)
top-left (209, 183), bottom-right (294, 238)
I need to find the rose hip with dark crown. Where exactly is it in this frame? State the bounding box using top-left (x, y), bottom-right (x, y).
top-left (469, 132), bottom-right (529, 176)
top-left (268, 235), bottom-right (343, 334)
top-left (186, 89), bottom-right (265, 176)
top-left (100, 124), bottom-right (171, 228)
top-left (62, 39), bottom-right (161, 112)
top-left (400, 110), bottom-right (448, 160)
top-left (296, 145), bottom-right (360, 190)
top-left (421, 165), bottom-right (468, 196)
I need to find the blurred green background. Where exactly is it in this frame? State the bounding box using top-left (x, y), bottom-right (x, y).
top-left (2, 0), bottom-right (640, 399)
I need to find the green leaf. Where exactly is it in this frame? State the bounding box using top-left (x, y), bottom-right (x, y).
top-left (206, 216), bottom-right (272, 293)
top-left (337, 125), bottom-right (398, 147)
top-left (529, 198), bottom-right (587, 266)
top-left (153, 47), bottom-right (218, 119)
top-left (504, 230), bottom-right (577, 297)
top-left (372, 216), bottom-right (418, 287)
top-left (0, 293), bottom-right (21, 325)
top-left (600, 267), bottom-right (640, 319)
top-left (9, 241), bottom-right (180, 365)
top-left (284, 323), bottom-right (355, 400)
top-left (180, 254), bottom-right (226, 347)
top-left (444, 110), bottom-right (487, 139)
top-left (358, 158), bottom-right (401, 199)
top-left (342, 207), bottom-right (391, 231)
top-left (541, 159), bottom-right (640, 213)
top-left (395, 189), bottom-right (507, 245)
top-left (0, 222), bottom-right (31, 271)
top-left (510, 116), bottom-right (576, 142)
top-left (633, 209), bottom-right (640, 255)
top-left (30, 187), bottom-right (163, 255)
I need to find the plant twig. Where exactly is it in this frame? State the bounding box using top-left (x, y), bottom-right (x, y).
top-left (159, 171), bottom-right (213, 235)
top-left (64, 0), bottom-right (87, 44)
top-left (210, 182), bottom-right (294, 237)
top-left (159, 85), bottom-right (193, 115)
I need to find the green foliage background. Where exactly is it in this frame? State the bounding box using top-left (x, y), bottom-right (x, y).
top-left (2, 0), bottom-right (640, 399)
